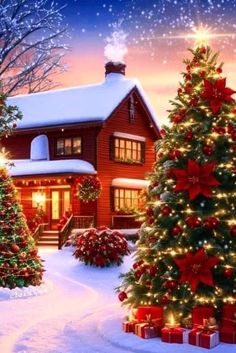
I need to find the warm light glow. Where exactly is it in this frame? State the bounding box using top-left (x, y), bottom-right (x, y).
top-left (33, 191), bottom-right (46, 207)
top-left (0, 152), bottom-right (7, 166)
top-left (169, 313), bottom-right (175, 326)
top-left (166, 312), bottom-right (180, 328)
top-left (192, 25), bottom-right (212, 46)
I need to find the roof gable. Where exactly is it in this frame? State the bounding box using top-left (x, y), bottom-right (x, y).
top-left (8, 73), bottom-right (159, 130)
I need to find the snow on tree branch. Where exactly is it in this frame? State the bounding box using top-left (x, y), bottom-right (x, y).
top-left (0, 0), bottom-right (69, 95)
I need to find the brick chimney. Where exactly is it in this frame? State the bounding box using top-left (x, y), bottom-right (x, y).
top-left (105, 61), bottom-right (126, 76)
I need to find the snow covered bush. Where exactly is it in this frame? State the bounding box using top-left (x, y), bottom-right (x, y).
top-left (73, 226), bottom-right (130, 267)
top-left (65, 229), bottom-right (84, 247)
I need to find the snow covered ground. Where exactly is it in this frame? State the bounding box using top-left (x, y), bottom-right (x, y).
top-left (0, 247), bottom-right (234, 353)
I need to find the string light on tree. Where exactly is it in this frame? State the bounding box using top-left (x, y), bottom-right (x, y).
top-left (118, 44), bottom-right (236, 324)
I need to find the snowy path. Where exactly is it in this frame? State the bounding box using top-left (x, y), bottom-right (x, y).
top-left (0, 247), bottom-right (234, 353)
top-left (0, 247), bottom-right (132, 353)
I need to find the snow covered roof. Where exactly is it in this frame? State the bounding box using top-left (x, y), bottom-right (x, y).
top-left (8, 159), bottom-right (96, 177)
top-left (8, 73), bottom-right (159, 130)
top-left (111, 178), bottom-right (149, 189)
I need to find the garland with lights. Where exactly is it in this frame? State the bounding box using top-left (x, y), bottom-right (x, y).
top-left (77, 175), bottom-right (101, 202)
top-left (0, 167), bottom-right (44, 289)
top-left (118, 46), bottom-right (236, 325)
top-left (73, 226), bottom-right (130, 267)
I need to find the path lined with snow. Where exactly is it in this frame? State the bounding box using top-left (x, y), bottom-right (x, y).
top-left (0, 247), bottom-right (234, 353)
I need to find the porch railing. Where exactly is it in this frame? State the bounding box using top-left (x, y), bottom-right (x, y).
top-left (32, 223), bottom-right (45, 243)
top-left (73, 216), bottom-right (95, 229)
top-left (58, 214), bottom-right (74, 250)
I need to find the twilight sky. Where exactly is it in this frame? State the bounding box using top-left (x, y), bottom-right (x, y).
top-left (55, 0), bottom-right (236, 125)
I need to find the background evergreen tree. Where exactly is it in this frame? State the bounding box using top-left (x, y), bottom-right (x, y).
top-left (119, 46), bottom-right (236, 325)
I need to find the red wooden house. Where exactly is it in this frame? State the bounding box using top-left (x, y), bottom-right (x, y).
top-left (4, 62), bottom-right (159, 232)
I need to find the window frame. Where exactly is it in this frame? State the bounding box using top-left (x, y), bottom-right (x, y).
top-left (55, 136), bottom-right (82, 157)
top-left (110, 136), bottom-right (145, 164)
top-left (112, 187), bottom-right (141, 212)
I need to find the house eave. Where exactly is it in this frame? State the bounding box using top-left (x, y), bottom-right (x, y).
top-left (13, 120), bottom-right (104, 134)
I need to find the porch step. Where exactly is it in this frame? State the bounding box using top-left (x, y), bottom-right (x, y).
top-left (37, 230), bottom-right (59, 247)
top-left (37, 240), bottom-right (59, 246)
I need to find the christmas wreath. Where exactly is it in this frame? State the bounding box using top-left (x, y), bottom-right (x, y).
top-left (77, 175), bottom-right (101, 202)
top-left (73, 226), bottom-right (130, 267)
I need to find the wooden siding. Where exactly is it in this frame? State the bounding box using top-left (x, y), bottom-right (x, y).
top-left (2, 135), bottom-right (32, 159)
top-left (3, 88), bottom-right (159, 229)
top-left (96, 90), bottom-right (158, 227)
top-left (3, 126), bottom-right (100, 166)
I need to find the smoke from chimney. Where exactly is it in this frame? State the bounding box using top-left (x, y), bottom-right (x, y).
top-left (104, 22), bottom-right (128, 64)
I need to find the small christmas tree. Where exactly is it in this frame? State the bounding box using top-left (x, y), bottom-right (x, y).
top-left (0, 93), bottom-right (43, 289)
top-left (0, 166), bottom-right (44, 289)
top-left (119, 46), bottom-right (236, 325)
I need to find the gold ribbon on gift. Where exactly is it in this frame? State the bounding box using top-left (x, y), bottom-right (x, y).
top-left (196, 317), bottom-right (218, 331)
top-left (141, 314), bottom-right (162, 328)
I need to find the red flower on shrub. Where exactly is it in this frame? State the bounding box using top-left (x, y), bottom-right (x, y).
top-left (73, 227), bottom-right (130, 267)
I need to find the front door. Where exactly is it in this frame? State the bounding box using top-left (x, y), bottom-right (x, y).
top-left (50, 189), bottom-right (71, 229)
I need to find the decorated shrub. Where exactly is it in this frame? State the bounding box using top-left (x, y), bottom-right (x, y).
top-left (73, 226), bottom-right (130, 267)
top-left (65, 229), bottom-right (84, 247)
top-left (77, 175), bottom-right (101, 202)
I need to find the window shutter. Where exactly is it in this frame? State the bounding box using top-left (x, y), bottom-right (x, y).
top-left (109, 136), bottom-right (115, 160)
top-left (141, 142), bottom-right (145, 163)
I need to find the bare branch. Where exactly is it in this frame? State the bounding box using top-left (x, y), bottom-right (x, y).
top-left (0, 0), bottom-right (69, 95)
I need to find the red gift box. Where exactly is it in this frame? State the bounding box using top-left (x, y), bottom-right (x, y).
top-left (161, 327), bottom-right (189, 343)
top-left (135, 323), bottom-right (158, 339)
top-left (220, 328), bottom-right (236, 343)
top-left (122, 321), bottom-right (137, 333)
top-left (189, 329), bottom-right (219, 349)
top-left (221, 304), bottom-right (236, 329)
top-left (192, 306), bottom-right (215, 327)
top-left (136, 306), bottom-right (163, 324)
top-left (200, 330), bottom-right (219, 349)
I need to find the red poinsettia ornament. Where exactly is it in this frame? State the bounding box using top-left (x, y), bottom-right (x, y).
top-left (201, 78), bottom-right (236, 114)
top-left (172, 159), bottom-right (220, 200)
top-left (174, 248), bottom-right (220, 292)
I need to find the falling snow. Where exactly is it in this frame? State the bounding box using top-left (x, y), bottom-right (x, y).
top-left (73, 0), bottom-right (236, 60)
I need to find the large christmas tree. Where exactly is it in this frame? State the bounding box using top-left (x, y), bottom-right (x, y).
top-left (119, 46), bottom-right (236, 325)
top-left (0, 93), bottom-right (44, 289)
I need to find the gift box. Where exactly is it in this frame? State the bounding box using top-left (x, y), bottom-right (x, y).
top-left (161, 327), bottom-right (189, 343)
top-left (200, 330), bottom-right (219, 349)
top-left (136, 306), bottom-right (163, 325)
top-left (221, 304), bottom-right (236, 329)
top-left (189, 329), bottom-right (219, 349)
top-left (192, 306), bottom-right (215, 328)
top-left (219, 328), bottom-right (236, 344)
top-left (135, 322), bottom-right (158, 339)
top-left (122, 320), bottom-right (137, 333)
